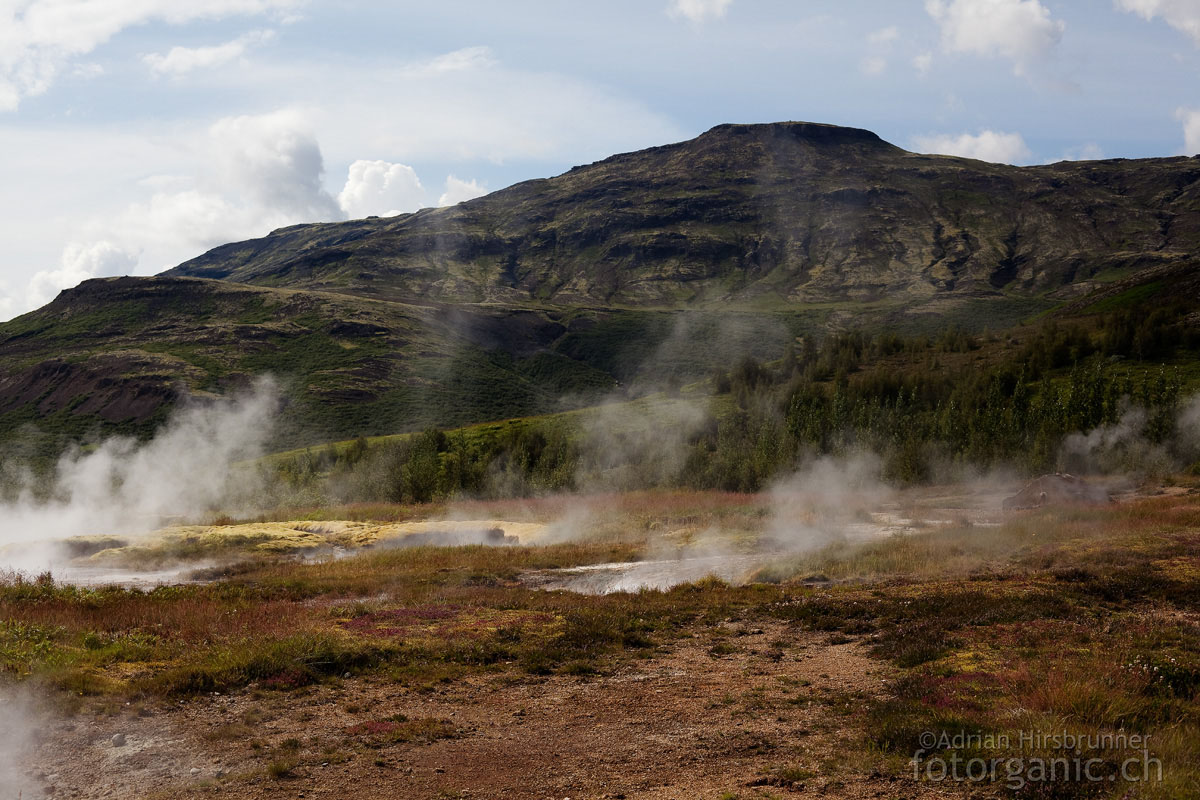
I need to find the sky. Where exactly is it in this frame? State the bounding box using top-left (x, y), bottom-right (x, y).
top-left (0, 0), bottom-right (1198, 321)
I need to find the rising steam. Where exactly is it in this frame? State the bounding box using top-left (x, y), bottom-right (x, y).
top-left (764, 451), bottom-right (895, 550)
top-left (1059, 393), bottom-right (1200, 476)
top-left (535, 391), bottom-right (1200, 594)
top-left (0, 689), bottom-right (40, 800)
top-left (0, 378), bottom-right (279, 571)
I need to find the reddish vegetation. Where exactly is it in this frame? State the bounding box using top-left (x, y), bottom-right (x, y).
top-left (341, 604), bottom-right (465, 637)
top-left (340, 604), bottom-right (556, 640)
top-left (0, 594), bottom-right (315, 642)
top-left (922, 672), bottom-right (1003, 713)
top-left (260, 669), bottom-right (312, 691)
top-left (345, 720), bottom-right (402, 737)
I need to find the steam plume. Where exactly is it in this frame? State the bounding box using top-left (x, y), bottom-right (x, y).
top-left (0, 689), bottom-right (40, 800)
top-left (0, 378), bottom-right (279, 571)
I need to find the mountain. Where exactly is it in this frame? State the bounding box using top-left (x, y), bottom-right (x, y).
top-left (2, 121), bottom-right (1199, 452)
top-left (167, 121), bottom-right (1200, 307)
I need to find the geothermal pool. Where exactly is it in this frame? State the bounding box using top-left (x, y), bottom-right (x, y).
top-left (2, 500), bottom-right (1010, 593)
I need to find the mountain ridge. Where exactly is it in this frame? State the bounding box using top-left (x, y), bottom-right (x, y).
top-left (165, 120), bottom-right (1200, 308)
top-left (2, 120), bottom-right (1199, 451)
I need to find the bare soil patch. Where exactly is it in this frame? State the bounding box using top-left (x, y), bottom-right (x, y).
top-left (23, 622), bottom-right (958, 799)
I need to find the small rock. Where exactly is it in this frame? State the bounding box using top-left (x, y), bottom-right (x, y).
top-left (111, 734), bottom-right (126, 747)
top-left (190, 768), bottom-right (201, 776)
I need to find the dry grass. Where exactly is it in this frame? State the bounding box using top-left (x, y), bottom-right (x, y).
top-left (3, 488), bottom-right (1199, 797)
top-left (752, 494), bottom-right (1200, 585)
top-left (0, 537), bottom-right (771, 698)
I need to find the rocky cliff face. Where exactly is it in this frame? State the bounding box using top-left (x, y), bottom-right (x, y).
top-left (168, 121), bottom-right (1200, 307)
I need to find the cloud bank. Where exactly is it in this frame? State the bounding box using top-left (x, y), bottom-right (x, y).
top-left (912, 129), bottom-right (1033, 163)
top-left (667, 0), bottom-right (733, 24)
top-left (438, 175), bottom-right (487, 207)
top-left (25, 240), bottom-right (137, 310)
top-left (143, 29), bottom-right (276, 75)
top-left (926, 0), bottom-right (1065, 75)
top-left (1116, 0), bottom-right (1200, 46)
top-left (1179, 107), bottom-right (1200, 154)
top-left (4, 105), bottom-right (498, 315)
top-left (337, 160), bottom-right (424, 219)
top-left (0, 0), bottom-right (301, 110)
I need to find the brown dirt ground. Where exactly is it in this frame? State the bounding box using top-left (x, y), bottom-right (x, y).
top-left (22, 621), bottom-right (968, 800)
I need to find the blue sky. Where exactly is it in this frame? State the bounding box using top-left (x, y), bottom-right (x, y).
top-left (0, 0), bottom-right (1198, 319)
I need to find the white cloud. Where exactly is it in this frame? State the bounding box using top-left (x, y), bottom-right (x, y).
top-left (207, 108), bottom-right (340, 222)
top-left (912, 129), bottom-right (1033, 163)
top-left (1063, 142), bottom-right (1105, 161)
top-left (913, 50), bottom-right (934, 74)
top-left (667, 0), bottom-right (732, 23)
top-left (1116, 0), bottom-right (1200, 46)
top-left (925, 0), bottom-right (1065, 76)
top-left (107, 110), bottom-right (340, 259)
top-left (143, 29), bottom-right (275, 75)
top-left (70, 62), bottom-right (103, 79)
top-left (868, 26), bottom-right (900, 45)
top-left (438, 175), bottom-right (487, 207)
top-left (0, 0), bottom-right (301, 110)
top-left (861, 25), bottom-right (899, 76)
top-left (1179, 107), bottom-right (1200, 153)
top-left (337, 160), bottom-right (425, 218)
top-left (403, 45), bottom-right (497, 77)
top-left (861, 56), bottom-right (887, 75)
top-left (314, 49), bottom-right (683, 165)
top-left (25, 240), bottom-right (137, 309)
top-left (0, 108), bottom-right (343, 319)
top-left (0, 285), bottom-right (18, 321)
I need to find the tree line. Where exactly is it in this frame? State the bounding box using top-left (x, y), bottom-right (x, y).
top-left (272, 303), bottom-right (1200, 502)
